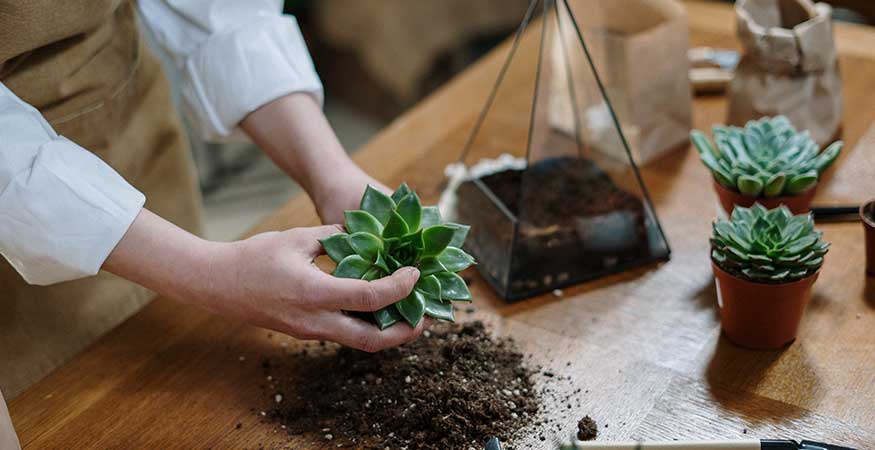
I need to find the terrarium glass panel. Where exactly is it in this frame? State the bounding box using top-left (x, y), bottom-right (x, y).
top-left (441, 0), bottom-right (670, 301)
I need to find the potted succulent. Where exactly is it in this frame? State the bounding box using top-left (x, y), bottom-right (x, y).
top-left (691, 116), bottom-right (842, 215)
top-left (711, 204), bottom-right (829, 349)
top-left (320, 184), bottom-right (475, 329)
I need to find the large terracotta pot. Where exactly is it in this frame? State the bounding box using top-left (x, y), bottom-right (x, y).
top-left (863, 200), bottom-right (875, 277)
top-left (712, 178), bottom-right (817, 216)
top-left (712, 261), bottom-right (818, 349)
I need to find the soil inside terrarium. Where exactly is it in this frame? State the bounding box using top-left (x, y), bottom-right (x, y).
top-left (456, 156), bottom-right (659, 299)
top-left (479, 157), bottom-right (643, 227)
top-left (261, 321), bottom-right (542, 450)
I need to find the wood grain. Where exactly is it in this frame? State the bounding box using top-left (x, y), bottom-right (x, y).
top-left (9, 1), bottom-right (875, 448)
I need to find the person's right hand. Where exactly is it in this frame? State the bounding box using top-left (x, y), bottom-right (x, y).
top-left (203, 225), bottom-right (430, 352)
top-left (105, 210), bottom-right (430, 352)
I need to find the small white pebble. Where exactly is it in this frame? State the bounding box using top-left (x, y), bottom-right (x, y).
top-left (325, 434), bottom-right (334, 440)
top-left (553, 289), bottom-right (563, 297)
top-left (322, 428), bottom-right (331, 432)
top-left (511, 412), bottom-right (519, 419)
top-left (274, 394), bottom-right (283, 403)
top-left (423, 330), bottom-right (431, 338)
top-left (404, 375), bottom-right (412, 383)
top-left (259, 411), bottom-right (266, 416)
top-left (502, 389), bottom-right (513, 396)
top-left (266, 375), bottom-right (272, 381)
top-left (238, 356), bottom-right (246, 362)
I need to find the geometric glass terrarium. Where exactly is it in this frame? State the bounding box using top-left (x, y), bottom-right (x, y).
top-left (440, 0), bottom-right (670, 301)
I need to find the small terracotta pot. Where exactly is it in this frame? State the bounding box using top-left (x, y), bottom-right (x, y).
top-left (712, 178), bottom-right (816, 215)
top-left (712, 262), bottom-right (818, 349)
top-left (862, 200), bottom-right (875, 277)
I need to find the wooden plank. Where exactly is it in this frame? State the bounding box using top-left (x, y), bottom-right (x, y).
top-left (9, 1), bottom-right (875, 448)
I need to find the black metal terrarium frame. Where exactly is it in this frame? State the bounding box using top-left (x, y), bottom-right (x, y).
top-left (452, 0), bottom-right (671, 301)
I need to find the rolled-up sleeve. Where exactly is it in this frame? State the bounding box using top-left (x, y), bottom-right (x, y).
top-left (136, 0), bottom-right (324, 142)
top-left (0, 83), bottom-right (145, 286)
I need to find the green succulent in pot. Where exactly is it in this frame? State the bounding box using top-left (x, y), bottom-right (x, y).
top-left (691, 116), bottom-right (842, 197)
top-left (711, 203), bottom-right (829, 283)
top-left (320, 183), bottom-right (475, 329)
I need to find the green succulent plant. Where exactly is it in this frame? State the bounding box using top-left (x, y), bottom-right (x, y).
top-left (711, 203), bottom-right (829, 283)
top-left (691, 116), bottom-right (842, 198)
top-left (320, 183), bottom-right (475, 329)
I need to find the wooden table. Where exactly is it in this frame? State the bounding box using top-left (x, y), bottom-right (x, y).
top-left (10, 1), bottom-right (875, 448)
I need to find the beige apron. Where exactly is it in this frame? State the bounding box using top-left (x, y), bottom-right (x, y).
top-left (0, 0), bottom-right (203, 399)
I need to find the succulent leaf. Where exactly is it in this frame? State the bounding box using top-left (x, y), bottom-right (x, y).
top-left (320, 234), bottom-right (355, 263)
top-left (383, 210), bottom-right (410, 238)
top-left (711, 204), bottom-right (828, 283)
top-left (391, 183), bottom-right (413, 204)
top-left (423, 298), bottom-right (455, 322)
top-left (415, 274), bottom-right (442, 301)
top-left (348, 231), bottom-right (383, 262)
top-left (334, 255), bottom-right (371, 279)
top-left (437, 247), bottom-right (476, 272)
top-left (321, 184), bottom-right (475, 328)
top-left (785, 170), bottom-right (818, 195)
top-left (374, 306), bottom-right (403, 330)
top-left (435, 271), bottom-right (471, 301)
top-left (418, 257), bottom-right (449, 276)
top-left (395, 291), bottom-right (426, 327)
top-left (396, 193), bottom-right (423, 232)
top-left (345, 210), bottom-right (383, 235)
top-left (446, 223), bottom-right (471, 249)
top-left (692, 116), bottom-right (842, 198)
top-left (422, 225), bottom-right (457, 256)
top-left (420, 206), bottom-right (443, 228)
top-left (360, 185), bottom-right (396, 225)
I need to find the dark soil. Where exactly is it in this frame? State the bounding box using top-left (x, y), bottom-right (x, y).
top-left (456, 157), bottom-right (665, 299)
top-left (261, 321), bottom-right (541, 449)
top-left (479, 157), bottom-right (644, 227)
top-left (577, 415), bottom-right (598, 441)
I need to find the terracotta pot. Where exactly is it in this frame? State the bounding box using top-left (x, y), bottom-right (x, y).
top-left (712, 178), bottom-right (816, 215)
top-left (712, 261), bottom-right (818, 349)
top-left (862, 200), bottom-right (875, 277)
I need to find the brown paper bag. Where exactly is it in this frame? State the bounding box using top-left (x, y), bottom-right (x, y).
top-left (548, 0), bottom-right (693, 165)
top-left (729, 0), bottom-right (843, 146)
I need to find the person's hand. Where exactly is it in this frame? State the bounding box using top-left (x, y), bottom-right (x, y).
top-left (104, 210), bottom-right (431, 353)
top-left (206, 224), bottom-right (431, 351)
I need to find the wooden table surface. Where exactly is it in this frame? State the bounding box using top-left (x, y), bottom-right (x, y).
top-left (10, 1), bottom-right (875, 448)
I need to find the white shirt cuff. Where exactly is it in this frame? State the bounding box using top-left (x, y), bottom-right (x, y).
top-left (0, 137), bottom-right (145, 285)
top-left (180, 15), bottom-right (324, 143)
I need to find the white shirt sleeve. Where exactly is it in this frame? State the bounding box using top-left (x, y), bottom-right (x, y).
top-left (0, 83), bottom-right (145, 286)
top-left (136, 0), bottom-right (324, 143)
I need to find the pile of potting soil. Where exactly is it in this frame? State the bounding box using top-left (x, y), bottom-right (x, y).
top-left (261, 321), bottom-right (541, 449)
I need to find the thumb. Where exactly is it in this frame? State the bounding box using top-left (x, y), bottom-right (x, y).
top-left (313, 266), bottom-right (420, 312)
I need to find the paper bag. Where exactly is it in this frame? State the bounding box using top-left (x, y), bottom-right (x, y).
top-left (548, 0), bottom-right (693, 165)
top-left (729, 0), bottom-right (843, 146)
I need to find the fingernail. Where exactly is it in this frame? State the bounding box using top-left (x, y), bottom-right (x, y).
top-left (402, 267), bottom-right (420, 277)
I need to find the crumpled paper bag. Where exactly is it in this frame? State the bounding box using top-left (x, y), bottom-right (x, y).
top-left (729, 0), bottom-right (843, 146)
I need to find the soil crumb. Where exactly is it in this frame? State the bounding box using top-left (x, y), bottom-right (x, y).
top-left (262, 321), bottom-right (541, 449)
top-left (577, 415), bottom-right (598, 441)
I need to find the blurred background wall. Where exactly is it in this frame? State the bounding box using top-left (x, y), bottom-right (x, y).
top-left (171, 0), bottom-right (872, 241)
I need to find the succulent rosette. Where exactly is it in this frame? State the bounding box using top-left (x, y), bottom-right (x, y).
top-left (692, 116), bottom-right (842, 197)
top-left (711, 204), bottom-right (829, 283)
top-left (320, 184), bottom-right (475, 329)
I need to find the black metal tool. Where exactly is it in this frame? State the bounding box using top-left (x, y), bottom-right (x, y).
top-left (559, 439), bottom-right (858, 450)
top-left (811, 205), bottom-right (861, 223)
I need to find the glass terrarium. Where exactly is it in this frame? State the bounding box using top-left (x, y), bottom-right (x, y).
top-left (439, 0), bottom-right (671, 301)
